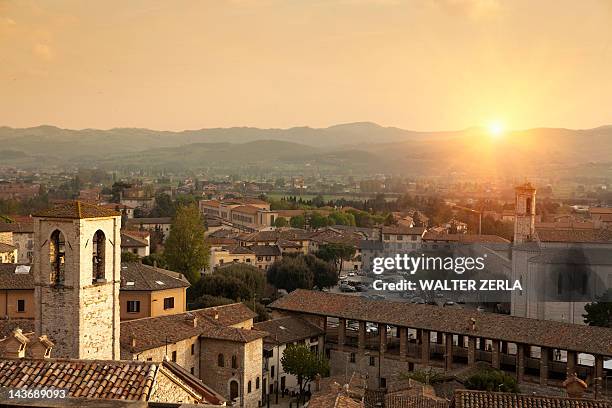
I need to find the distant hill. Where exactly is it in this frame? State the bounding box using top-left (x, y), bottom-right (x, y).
top-left (1, 123), bottom-right (611, 177)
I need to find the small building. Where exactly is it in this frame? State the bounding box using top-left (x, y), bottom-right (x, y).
top-left (121, 231), bottom-right (151, 257)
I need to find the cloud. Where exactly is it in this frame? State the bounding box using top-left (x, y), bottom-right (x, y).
top-left (33, 43), bottom-right (54, 60)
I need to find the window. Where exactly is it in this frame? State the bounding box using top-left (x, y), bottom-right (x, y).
top-left (127, 300), bottom-right (140, 313)
top-left (397, 235), bottom-right (403, 241)
top-left (350, 353), bottom-right (356, 363)
top-left (17, 299), bottom-right (25, 313)
top-left (92, 230), bottom-right (106, 282)
top-left (190, 367), bottom-right (195, 375)
top-left (380, 377), bottom-right (387, 388)
top-left (147, 357), bottom-right (153, 361)
top-left (271, 365), bottom-right (275, 378)
top-left (369, 356), bottom-right (375, 366)
top-left (256, 377), bottom-right (260, 389)
top-left (49, 230), bottom-right (66, 285)
top-left (163, 297), bottom-right (175, 310)
top-left (411, 235), bottom-right (417, 241)
top-left (248, 381), bottom-right (252, 393)
top-left (218, 354), bottom-right (225, 367)
top-left (231, 355), bottom-right (238, 369)
top-left (171, 351), bottom-right (177, 362)
top-left (191, 344), bottom-right (195, 355)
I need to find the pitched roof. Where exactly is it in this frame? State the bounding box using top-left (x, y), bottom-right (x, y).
top-left (382, 226), bottom-right (426, 235)
top-left (422, 232), bottom-right (510, 244)
top-left (0, 221), bottom-right (34, 233)
top-left (121, 304), bottom-right (260, 353)
top-left (451, 390), bottom-right (612, 408)
top-left (0, 320), bottom-right (34, 339)
top-left (0, 264), bottom-right (33, 290)
top-left (536, 228), bottom-right (612, 243)
top-left (33, 201), bottom-right (121, 219)
top-left (0, 358), bottom-right (224, 404)
top-left (254, 316), bottom-right (324, 345)
top-left (270, 289), bottom-right (612, 357)
top-left (120, 232), bottom-right (149, 248)
top-left (249, 244), bottom-right (281, 257)
top-left (119, 263), bottom-right (190, 291)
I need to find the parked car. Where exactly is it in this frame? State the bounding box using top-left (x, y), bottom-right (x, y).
top-left (340, 284), bottom-right (356, 292)
top-left (355, 284), bottom-right (368, 292)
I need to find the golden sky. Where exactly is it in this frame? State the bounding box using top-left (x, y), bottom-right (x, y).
top-left (1, 0), bottom-right (611, 131)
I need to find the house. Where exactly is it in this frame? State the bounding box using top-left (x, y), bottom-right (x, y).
top-left (121, 303), bottom-right (267, 407)
top-left (121, 231), bottom-right (151, 257)
top-left (0, 264), bottom-right (34, 319)
top-left (0, 221), bottom-right (34, 263)
top-left (253, 316), bottom-right (325, 396)
top-left (210, 245), bottom-right (256, 269)
top-left (101, 202), bottom-right (135, 219)
top-left (126, 217), bottom-right (172, 242)
top-left (119, 262), bottom-right (190, 321)
top-left (199, 198), bottom-right (278, 231)
top-left (381, 226), bottom-right (426, 253)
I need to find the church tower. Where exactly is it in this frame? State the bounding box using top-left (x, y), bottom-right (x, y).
top-left (513, 182), bottom-right (536, 244)
top-left (33, 201), bottom-right (122, 360)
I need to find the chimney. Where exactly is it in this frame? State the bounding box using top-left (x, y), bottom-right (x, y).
top-left (27, 335), bottom-right (54, 359)
top-left (0, 328), bottom-right (29, 358)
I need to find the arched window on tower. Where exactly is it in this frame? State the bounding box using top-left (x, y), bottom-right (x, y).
top-left (92, 230), bottom-right (106, 283)
top-left (526, 197), bottom-right (532, 214)
top-left (49, 230), bottom-right (66, 285)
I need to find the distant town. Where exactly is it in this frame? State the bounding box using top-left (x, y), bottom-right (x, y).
top-left (0, 162), bottom-right (611, 407)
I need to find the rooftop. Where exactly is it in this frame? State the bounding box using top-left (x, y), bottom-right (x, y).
top-left (450, 390), bottom-right (612, 408)
top-left (33, 201), bottom-right (121, 219)
top-left (119, 263), bottom-right (190, 291)
top-left (270, 290), bottom-right (612, 357)
top-left (253, 316), bottom-right (324, 346)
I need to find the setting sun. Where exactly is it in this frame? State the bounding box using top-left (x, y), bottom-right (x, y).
top-left (487, 121), bottom-right (506, 138)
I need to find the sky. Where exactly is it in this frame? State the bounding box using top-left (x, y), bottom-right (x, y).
top-left (1, 0), bottom-right (612, 131)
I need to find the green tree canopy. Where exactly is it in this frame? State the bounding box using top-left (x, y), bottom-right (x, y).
top-left (583, 289), bottom-right (612, 327)
top-left (274, 217), bottom-right (289, 227)
top-left (121, 251), bottom-right (140, 263)
top-left (164, 204), bottom-right (209, 284)
top-left (267, 255), bottom-right (337, 292)
top-left (290, 215), bottom-right (306, 229)
top-left (316, 243), bottom-right (356, 274)
top-left (464, 368), bottom-right (520, 393)
top-left (281, 344), bottom-right (329, 399)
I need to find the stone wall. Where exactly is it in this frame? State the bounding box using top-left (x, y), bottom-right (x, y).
top-left (149, 368), bottom-right (200, 404)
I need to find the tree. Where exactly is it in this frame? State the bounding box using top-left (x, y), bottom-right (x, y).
top-left (290, 215), bottom-right (305, 229)
top-left (164, 204), bottom-right (209, 284)
top-left (267, 256), bottom-right (313, 292)
top-left (400, 368), bottom-right (446, 385)
top-left (309, 212), bottom-right (331, 229)
top-left (281, 344), bottom-right (329, 402)
top-left (316, 243), bottom-right (356, 275)
top-left (274, 217), bottom-right (289, 228)
top-left (464, 368), bottom-right (520, 393)
top-left (303, 254), bottom-right (338, 289)
top-left (142, 253), bottom-right (168, 269)
top-left (121, 251), bottom-right (140, 263)
top-left (583, 289), bottom-right (612, 327)
top-left (150, 193), bottom-right (175, 217)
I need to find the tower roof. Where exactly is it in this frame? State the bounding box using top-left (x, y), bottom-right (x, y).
top-left (515, 182), bottom-right (536, 192)
top-left (33, 201), bottom-right (121, 219)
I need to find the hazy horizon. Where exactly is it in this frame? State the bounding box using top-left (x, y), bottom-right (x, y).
top-left (2, 0), bottom-right (612, 131)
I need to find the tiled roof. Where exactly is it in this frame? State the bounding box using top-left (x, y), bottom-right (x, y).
top-left (249, 245), bottom-right (281, 257)
top-left (254, 316), bottom-right (324, 345)
top-left (121, 304), bottom-right (260, 353)
top-left (206, 237), bottom-right (239, 246)
top-left (33, 201), bottom-right (121, 219)
top-left (270, 290), bottom-right (612, 357)
top-left (120, 232), bottom-right (149, 248)
top-left (590, 207), bottom-right (612, 215)
top-left (451, 390), bottom-right (612, 408)
top-left (0, 221), bottom-right (34, 233)
top-left (127, 217), bottom-right (172, 225)
top-left (382, 226), bottom-right (426, 235)
top-left (422, 232), bottom-right (510, 244)
top-left (0, 358), bottom-right (224, 404)
top-left (0, 264), bottom-right (33, 290)
top-left (223, 245), bottom-right (254, 255)
top-left (536, 228), bottom-right (612, 243)
top-left (232, 205), bottom-right (260, 215)
top-left (120, 263), bottom-right (190, 291)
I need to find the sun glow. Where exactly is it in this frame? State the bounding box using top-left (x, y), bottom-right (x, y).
top-left (487, 121), bottom-right (506, 138)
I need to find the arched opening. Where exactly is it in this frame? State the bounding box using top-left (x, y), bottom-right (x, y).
top-left (229, 380), bottom-right (239, 403)
top-left (49, 230), bottom-right (66, 285)
top-left (231, 355), bottom-right (238, 369)
top-left (92, 230), bottom-right (106, 283)
top-left (217, 353), bottom-right (225, 367)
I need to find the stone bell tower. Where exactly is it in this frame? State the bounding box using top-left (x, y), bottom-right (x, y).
top-left (33, 201), bottom-right (122, 360)
top-left (513, 182), bottom-right (536, 244)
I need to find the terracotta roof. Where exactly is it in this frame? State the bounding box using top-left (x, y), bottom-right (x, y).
top-left (0, 358), bottom-right (224, 404)
top-left (33, 201), bottom-right (121, 219)
top-left (121, 304), bottom-right (259, 353)
top-left (422, 232), bottom-right (510, 244)
top-left (224, 245), bottom-right (254, 255)
top-left (206, 237), bottom-right (239, 246)
top-left (451, 390), bottom-right (612, 408)
top-left (536, 228), bottom-right (612, 243)
top-left (270, 290), bottom-right (612, 357)
top-left (119, 263), bottom-right (190, 291)
top-left (254, 316), bottom-right (324, 345)
top-left (0, 221), bottom-right (34, 233)
top-left (382, 226), bottom-right (426, 235)
top-left (0, 264), bottom-right (33, 290)
top-left (120, 232), bottom-right (148, 248)
top-left (127, 217), bottom-right (172, 225)
top-left (200, 200), bottom-right (222, 208)
top-left (249, 244), bottom-right (281, 257)
top-left (232, 205), bottom-right (261, 215)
